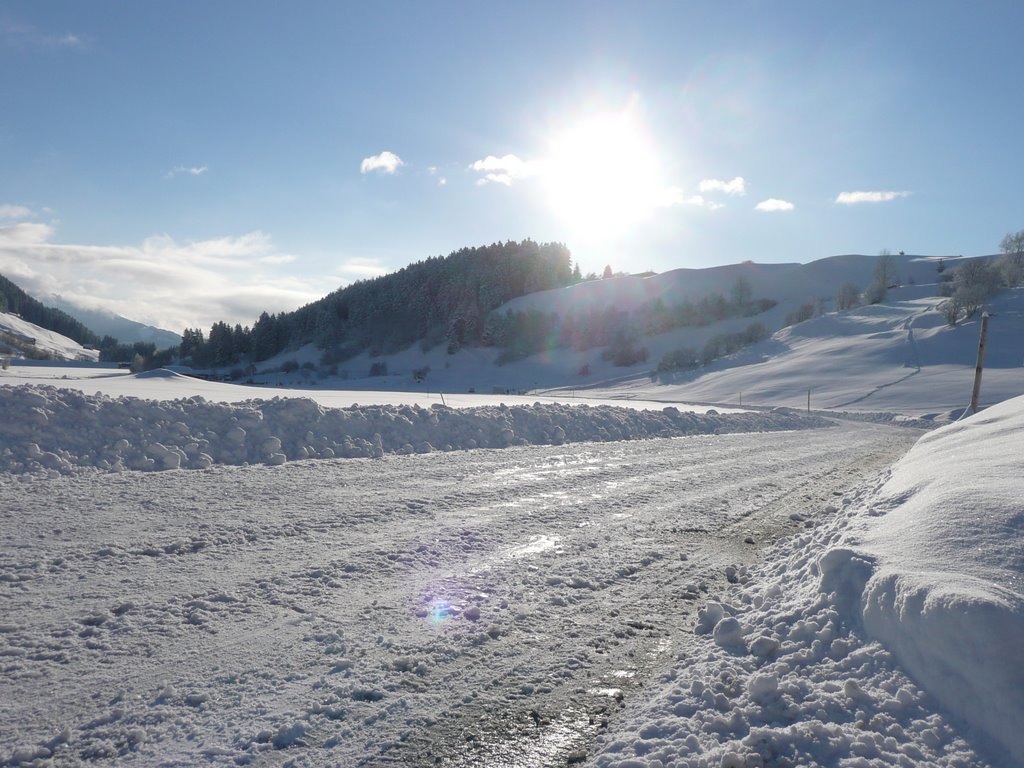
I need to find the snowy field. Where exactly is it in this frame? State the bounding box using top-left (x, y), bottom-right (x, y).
top-left (0, 363), bottom-right (737, 415)
top-left (2, 367), bottom-right (1023, 767)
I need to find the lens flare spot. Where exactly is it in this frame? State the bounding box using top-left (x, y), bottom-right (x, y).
top-left (429, 599), bottom-right (454, 624)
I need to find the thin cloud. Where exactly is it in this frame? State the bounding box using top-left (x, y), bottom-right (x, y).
top-left (0, 225), bottom-right (330, 333)
top-left (0, 17), bottom-right (88, 48)
top-left (427, 166), bottom-right (448, 186)
top-left (360, 151), bottom-right (404, 175)
top-left (0, 204), bottom-right (33, 220)
top-left (682, 194), bottom-right (724, 210)
top-left (469, 154), bottom-right (539, 186)
top-left (650, 188), bottom-right (722, 210)
top-left (835, 190), bottom-right (910, 205)
top-left (257, 254), bottom-right (297, 265)
top-left (336, 257), bottom-right (388, 279)
top-left (165, 165), bottom-right (208, 179)
top-left (755, 198), bottom-right (795, 212)
top-left (699, 177), bottom-right (746, 196)
top-left (0, 222), bottom-right (54, 243)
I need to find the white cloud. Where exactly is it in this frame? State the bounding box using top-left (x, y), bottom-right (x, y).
top-left (0, 222), bottom-right (54, 243)
top-left (0, 204), bottom-right (33, 220)
top-left (360, 151), bottom-right (404, 175)
top-left (165, 165), bottom-right (208, 179)
top-left (0, 224), bottom-right (329, 333)
top-left (699, 177), bottom-right (746, 196)
top-left (469, 154), bottom-right (540, 186)
top-left (755, 198), bottom-right (795, 212)
top-left (835, 190), bottom-right (910, 205)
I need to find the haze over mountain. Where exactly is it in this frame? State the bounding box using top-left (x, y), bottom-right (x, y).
top-left (42, 294), bottom-right (182, 348)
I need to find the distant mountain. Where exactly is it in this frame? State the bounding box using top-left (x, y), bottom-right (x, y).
top-left (43, 295), bottom-right (181, 349)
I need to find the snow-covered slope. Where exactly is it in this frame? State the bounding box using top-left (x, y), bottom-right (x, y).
top-left (580, 285), bottom-right (1024, 418)
top-left (202, 253), bottom-right (1017, 420)
top-left (0, 311), bottom-right (99, 362)
top-left (590, 394), bottom-right (1024, 767)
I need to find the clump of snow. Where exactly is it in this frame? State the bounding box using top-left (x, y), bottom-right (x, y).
top-left (0, 384), bottom-right (831, 475)
top-left (591, 396), bottom-right (1024, 767)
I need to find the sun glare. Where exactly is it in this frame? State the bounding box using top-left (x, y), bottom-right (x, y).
top-left (542, 112), bottom-right (667, 240)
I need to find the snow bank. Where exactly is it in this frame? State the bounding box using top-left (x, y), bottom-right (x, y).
top-left (0, 384), bottom-right (830, 475)
top-left (592, 396), bottom-right (1024, 767)
top-left (851, 397), bottom-right (1024, 761)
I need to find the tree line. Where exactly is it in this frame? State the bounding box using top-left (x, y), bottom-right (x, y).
top-left (177, 240), bottom-right (576, 369)
top-left (488, 277), bottom-right (776, 366)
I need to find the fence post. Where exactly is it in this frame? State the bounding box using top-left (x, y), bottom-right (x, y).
top-left (969, 312), bottom-right (990, 414)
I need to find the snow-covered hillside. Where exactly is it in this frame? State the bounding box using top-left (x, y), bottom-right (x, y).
top-left (601, 285), bottom-right (1024, 417)
top-left (163, 253), bottom-right (1018, 420)
top-left (0, 312), bottom-right (99, 362)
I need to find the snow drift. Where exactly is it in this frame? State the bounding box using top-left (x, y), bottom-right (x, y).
top-left (0, 383), bottom-right (830, 475)
top-left (845, 397), bottom-right (1024, 760)
top-left (591, 396), bottom-right (1024, 767)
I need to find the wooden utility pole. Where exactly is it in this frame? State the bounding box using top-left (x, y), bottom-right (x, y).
top-left (969, 312), bottom-right (990, 414)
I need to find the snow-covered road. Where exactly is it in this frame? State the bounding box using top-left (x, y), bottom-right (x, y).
top-left (1, 422), bottom-right (919, 766)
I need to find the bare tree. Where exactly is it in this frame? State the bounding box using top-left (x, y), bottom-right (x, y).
top-left (953, 258), bottom-right (1000, 319)
top-left (999, 230), bottom-right (1024, 287)
top-left (835, 282), bottom-right (861, 311)
top-left (938, 294), bottom-right (963, 326)
top-left (865, 250), bottom-right (898, 304)
top-left (874, 250), bottom-right (898, 289)
top-left (730, 276), bottom-right (753, 309)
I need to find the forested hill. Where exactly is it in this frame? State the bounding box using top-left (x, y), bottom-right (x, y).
top-left (181, 240), bottom-right (575, 367)
top-left (0, 274), bottom-right (101, 348)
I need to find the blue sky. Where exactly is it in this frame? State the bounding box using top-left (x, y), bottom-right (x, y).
top-left (1, 1), bottom-right (1022, 333)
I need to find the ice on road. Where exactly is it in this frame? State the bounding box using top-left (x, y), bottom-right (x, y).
top-left (0, 422), bottom-right (917, 766)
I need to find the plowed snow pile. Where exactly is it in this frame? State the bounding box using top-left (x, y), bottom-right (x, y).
top-left (591, 396), bottom-right (1024, 767)
top-left (0, 383), bottom-right (828, 475)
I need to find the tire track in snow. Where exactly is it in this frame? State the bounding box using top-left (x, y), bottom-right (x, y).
top-left (0, 423), bottom-right (920, 767)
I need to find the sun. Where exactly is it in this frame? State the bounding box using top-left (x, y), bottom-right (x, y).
top-left (541, 111), bottom-right (669, 240)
